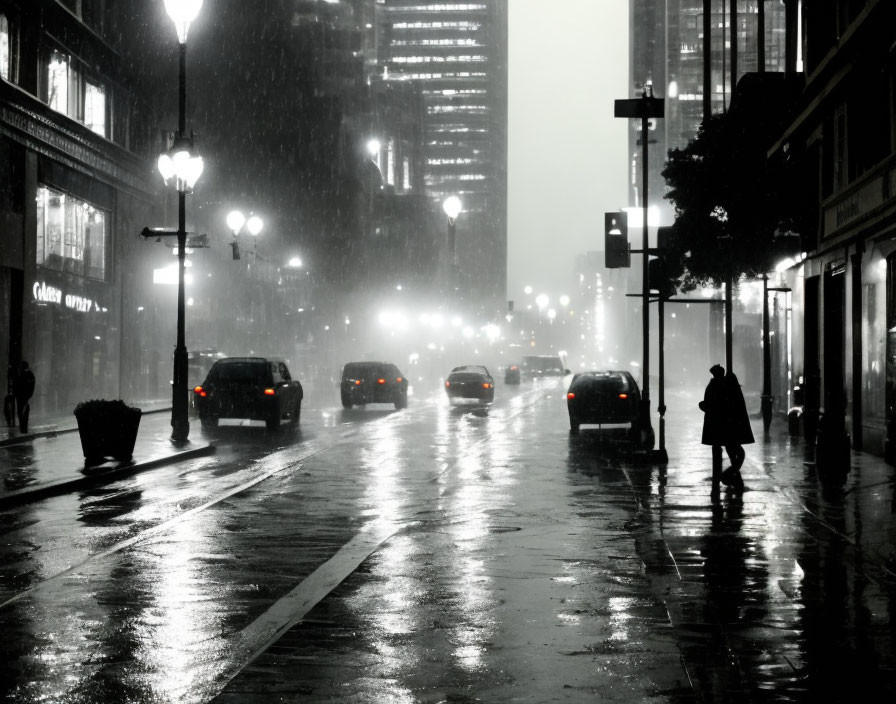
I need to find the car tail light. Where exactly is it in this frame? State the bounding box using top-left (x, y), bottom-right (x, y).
top-left (567, 392), bottom-right (575, 400)
top-left (483, 383), bottom-right (492, 389)
top-left (511, 365), bottom-right (518, 370)
top-left (355, 380), bottom-right (361, 386)
top-left (377, 378), bottom-right (386, 384)
top-left (396, 377), bottom-right (403, 382)
top-left (264, 388), bottom-right (276, 396)
top-left (445, 381), bottom-right (451, 387)
top-left (619, 393), bottom-right (628, 399)
top-left (193, 386), bottom-right (207, 398)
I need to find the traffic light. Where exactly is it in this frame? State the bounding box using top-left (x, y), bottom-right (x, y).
top-left (604, 211), bottom-right (630, 268)
top-left (648, 257), bottom-right (676, 299)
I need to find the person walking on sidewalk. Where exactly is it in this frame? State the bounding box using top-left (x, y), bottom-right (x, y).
top-left (699, 364), bottom-right (754, 493)
top-left (13, 360), bottom-right (35, 433)
top-left (720, 368), bottom-right (754, 488)
top-left (3, 363), bottom-right (15, 427)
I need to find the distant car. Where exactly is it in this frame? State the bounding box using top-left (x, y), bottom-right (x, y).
top-left (504, 363), bottom-right (521, 384)
top-left (566, 370), bottom-right (642, 441)
top-left (446, 365), bottom-right (495, 403)
top-left (521, 355), bottom-right (567, 380)
top-left (194, 357), bottom-right (303, 430)
top-left (341, 362), bottom-right (408, 409)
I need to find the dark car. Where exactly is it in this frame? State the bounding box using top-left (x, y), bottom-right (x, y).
top-left (194, 357), bottom-right (303, 430)
top-left (446, 365), bottom-right (495, 403)
top-left (566, 370), bottom-right (642, 441)
top-left (521, 355), bottom-right (567, 380)
top-left (341, 362), bottom-right (408, 409)
top-left (504, 363), bottom-right (521, 384)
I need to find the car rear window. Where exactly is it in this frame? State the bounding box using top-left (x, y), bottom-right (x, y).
top-left (343, 363), bottom-right (382, 379)
top-left (209, 359), bottom-right (269, 384)
top-left (577, 372), bottom-right (629, 390)
top-left (451, 365), bottom-right (489, 375)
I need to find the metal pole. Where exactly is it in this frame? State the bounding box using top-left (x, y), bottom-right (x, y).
top-left (658, 291), bottom-right (667, 458)
top-left (703, 0), bottom-right (711, 120)
top-left (758, 0), bottom-right (766, 73)
top-left (171, 41), bottom-right (190, 443)
top-left (725, 275), bottom-right (733, 373)
top-left (640, 90), bottom-right (653, 448)
top-left (730, 0), bottom-right (737, 98)
top-left (761, 274), bottom-right (773, 429)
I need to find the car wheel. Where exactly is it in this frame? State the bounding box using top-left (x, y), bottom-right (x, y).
top-left (395, 394), bottom-right (407, 409)
top-left (292, 401), bottom-right (301, 425)
top-left (569, 418), bottom-right (580, 434)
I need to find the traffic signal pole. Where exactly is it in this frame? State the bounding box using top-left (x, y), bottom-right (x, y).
top-left (615, 88), bottom-right (664, 454)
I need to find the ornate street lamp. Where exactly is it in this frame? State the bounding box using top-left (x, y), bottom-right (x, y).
top-left (160, 0), bottom-right (204, 443)
top-left (443, 195), bottom-right (462, 267)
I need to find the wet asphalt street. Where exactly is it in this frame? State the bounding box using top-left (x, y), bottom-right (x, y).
top-left (1, 378), bottom-right (895, 703)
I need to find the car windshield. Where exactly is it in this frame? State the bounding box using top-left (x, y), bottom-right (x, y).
top-left (208, 359), bottom-right (269, 384)
top-left (523, 356), bottom-right (563, 372)
top-left (451, 365), bottom-right (489, 375)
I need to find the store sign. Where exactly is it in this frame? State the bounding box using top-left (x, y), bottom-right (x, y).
top-left (33, 280), bottom-right (103, 314)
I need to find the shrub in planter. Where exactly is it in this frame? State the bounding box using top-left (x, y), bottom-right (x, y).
top-left (73, 400), bottom-right (142, 465)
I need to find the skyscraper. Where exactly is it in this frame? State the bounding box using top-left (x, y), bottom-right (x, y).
top-left (629, 0), bottom-right (787, 218)
top-left (378, 0), bottom-right (509, 306)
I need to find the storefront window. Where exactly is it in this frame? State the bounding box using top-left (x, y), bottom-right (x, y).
top-left (84, 81), bottom-right (106, 137)
top-left (1, 15), bottom-right (10, 81)
top-left (36, 186), bottom-right (107, 281)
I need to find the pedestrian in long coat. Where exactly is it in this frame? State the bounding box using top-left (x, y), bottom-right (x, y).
top-left (13, 361), bottom-right (35, 433)
top-left (699, 364), bottom-right (753, 492)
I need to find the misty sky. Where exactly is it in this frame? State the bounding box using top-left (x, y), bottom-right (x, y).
top-left (507, 0), bottom-right (629, 302)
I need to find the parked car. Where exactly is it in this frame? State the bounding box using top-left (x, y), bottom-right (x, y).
top-left (566, 370), bottom-right (642, 441)
top-left (521, 355), bottom-right (567, 380)
top-left (446, 365), bottom-right (495, 404)
top-left (504, 363), bottom-right (521, 384)
top-left (341, 362), bottom-right (408, 409)
top-left (194, 357), bottom-right (303, 430)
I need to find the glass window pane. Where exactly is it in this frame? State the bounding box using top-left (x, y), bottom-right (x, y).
top-left (36, 185), bottom-right (106, 281)
top-left (84, 81), bottom-right (106, 136)
top-left (1, 15), bottom-right (9, 81)
top-left (47, 52), bottom-right (68, 114)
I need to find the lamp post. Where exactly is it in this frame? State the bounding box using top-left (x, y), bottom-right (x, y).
top-left (443, 196), bottom-right (462, 267)
top-left (227, 210), bottom-right (264, 261)
top-left (159, 0), bottom-right (204, 443)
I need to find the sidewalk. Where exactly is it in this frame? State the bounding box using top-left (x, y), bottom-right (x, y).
top-left (0, 398), bottom-right (171, 447)
top-left (0, 410), bottom-right (215, 508)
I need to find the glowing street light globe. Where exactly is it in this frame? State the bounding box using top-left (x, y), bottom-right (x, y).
top-left (536, 293), bottom-right (549, 309)
top-left (246, 215), bottom-right (263, 237)
top-left (559, 295), bottom-right (571, 307)
top-left (226, 210), bottom-right (245, 233)
top-left (524, 285), bottom-right (533, 295)
top-left (288, 256), bottom-right (302, 268)
top-left (443, 196), bottom-right (462, 220)
top-left (164, 0), bottom-right (204, 43)
top-left (366, 138), bottom-right (381, 158)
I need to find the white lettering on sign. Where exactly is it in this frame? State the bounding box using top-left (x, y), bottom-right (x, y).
top-left (33, 281), bottom-right (103, 314)
top-left (33, 281), bottom-right (62, 305)
top-left (65, 294), bottom-right (93, 313)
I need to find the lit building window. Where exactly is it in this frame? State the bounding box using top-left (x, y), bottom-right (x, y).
top-left (0, 15), bottom-right (9, 81)
top-left (387, 139), bottom-right (396, 186)
top-left (403, 157), bottom-right (411, 190)
top-left (36, 185), bottom-right (107, 281)
top-left (84, 81), bottom-right (106, 136)
top-left (47, 52), bottom-right (70, 115)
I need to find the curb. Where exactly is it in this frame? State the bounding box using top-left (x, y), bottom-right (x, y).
top-left (0, 442), bottom-right (216, 508)
top-left (0, 407), bottom-right (174, 448)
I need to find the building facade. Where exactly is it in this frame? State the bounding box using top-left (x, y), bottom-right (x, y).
top-left (768, 0), bottom-right (895, 459)
top-left (378, 0), bottom-right (509, 308)
top-left (0, 0), bottom-right (164, 413)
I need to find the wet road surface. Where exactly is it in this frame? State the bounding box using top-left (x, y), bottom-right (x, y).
top-left (1, 380), bottom-right (895, 702)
